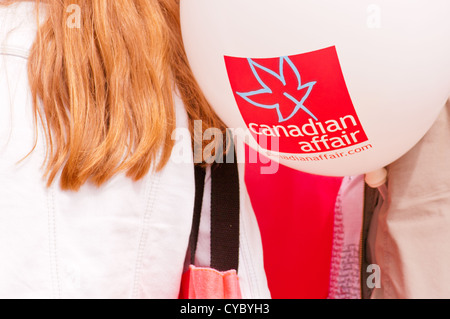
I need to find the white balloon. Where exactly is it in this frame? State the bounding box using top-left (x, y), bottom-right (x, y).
top-left (181, 0), bottom-right (450, 176)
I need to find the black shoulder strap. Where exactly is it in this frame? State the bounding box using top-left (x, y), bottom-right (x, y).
top-left (188, 165), bottom-right (206, 266)
top-left (188, 152), bottom-right (240, 272)
top-left (210, 158), bottom-right (240, 272)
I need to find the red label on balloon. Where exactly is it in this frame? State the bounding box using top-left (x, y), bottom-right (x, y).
top-left (224, 46), bottom-right (368, 154)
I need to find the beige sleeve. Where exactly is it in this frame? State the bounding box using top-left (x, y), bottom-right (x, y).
top-left (369, 99), bottom-right (450, 298)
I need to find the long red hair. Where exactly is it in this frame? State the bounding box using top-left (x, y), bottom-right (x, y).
top-left (1, 0), bottom-right (225, 190)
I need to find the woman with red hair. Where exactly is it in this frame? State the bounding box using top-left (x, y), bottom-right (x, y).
top-left (0, 0), bottom-right (270, 299)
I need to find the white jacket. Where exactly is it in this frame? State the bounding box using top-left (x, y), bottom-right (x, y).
top-left (0, 2), bottom-right (270, 299)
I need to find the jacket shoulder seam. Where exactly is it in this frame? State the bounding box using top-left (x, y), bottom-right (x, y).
top-left (0, 46), bottom-right (29, 60)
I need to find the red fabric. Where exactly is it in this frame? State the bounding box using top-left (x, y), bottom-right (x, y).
top-left (244, 145), bottom-right (343, 299)
top-left (179, 265), bottom-right (242, 299)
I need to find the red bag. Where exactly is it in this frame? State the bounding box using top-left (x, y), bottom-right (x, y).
top-left (180, 266), bottom-right (242, 299)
